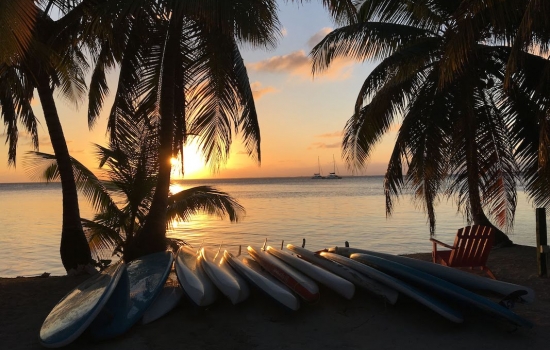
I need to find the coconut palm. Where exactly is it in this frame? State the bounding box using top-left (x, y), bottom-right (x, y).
top-left (0, 3), bottom-right (93, 272)
top-left (438, 0), bottom-right (550, 214)
top-left (25, 124), bottom-right (245, 262)
top-left (80, 0), bottom-right (282, 260)
top-left (309, 0), bottom-right (550, 245)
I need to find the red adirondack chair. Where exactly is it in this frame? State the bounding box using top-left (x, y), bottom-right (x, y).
top-left (430, 225), bottom-right (496, 279)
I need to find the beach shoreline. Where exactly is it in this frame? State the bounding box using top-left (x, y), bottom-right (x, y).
top-left (1, 245), bottom-right (549, 350)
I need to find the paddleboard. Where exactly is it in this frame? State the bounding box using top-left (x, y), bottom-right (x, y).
top-left (199, 247), bottom-right (250, 305)
top-left (175, 245), bottom-right (218, 306)
top-left (248, 245), bottom-right (320, 303)
top-left (266, 246), bottom-right (355, 299)
top-left (39, 261), bottom-right (126, 348)
top-left (89, 251), bottom-right (173, 339)
top-left (351, 253), bottom-right (533, 328)
top-left (141, 271), bottom-right (183, 324)
top-left (320, 252), bottom-right (463, 323)
top-left (224, 251), bottom-right (300, 311)
top-left (329, 246), bottom-right (535, 303)
top-left (287, 244), bottom-right (398, 304)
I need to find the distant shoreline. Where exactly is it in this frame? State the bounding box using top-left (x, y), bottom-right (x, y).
top-left (0, 175), bottom-right (388, 185)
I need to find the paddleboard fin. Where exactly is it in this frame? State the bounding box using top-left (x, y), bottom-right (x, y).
top-left (214, 243), bottom-right (222, 262)
top-left (196, 240), bottom-right (204, 255)
top-left (499, 290), bottom-right (528, 309)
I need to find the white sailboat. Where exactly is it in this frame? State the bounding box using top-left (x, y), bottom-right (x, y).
top-left (312, 156), bottom-right (324, 179)
top-left (326, 155), bottom-right (342, 179)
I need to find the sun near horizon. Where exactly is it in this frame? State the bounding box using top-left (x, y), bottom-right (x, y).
top-left (170, 143), bottom-right (210, 180)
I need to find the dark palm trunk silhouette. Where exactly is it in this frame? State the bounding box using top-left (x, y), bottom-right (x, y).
top-left (36, 71), bottom-right (92, 271)
top-left (127, 19), bottom-right (181, 260)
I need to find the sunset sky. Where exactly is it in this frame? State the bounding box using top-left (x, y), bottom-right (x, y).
top-left (0, 1), bottom-right (399, 183)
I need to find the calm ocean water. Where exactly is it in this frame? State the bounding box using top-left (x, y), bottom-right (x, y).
top-left (0, 177), bottom-right (541, 277)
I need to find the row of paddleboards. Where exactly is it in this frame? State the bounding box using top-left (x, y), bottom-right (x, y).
top-left (40, 243), bottom-right (535, 347)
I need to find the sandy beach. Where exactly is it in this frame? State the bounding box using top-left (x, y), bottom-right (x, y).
top-left (1, 245), bottom-right (549, 350)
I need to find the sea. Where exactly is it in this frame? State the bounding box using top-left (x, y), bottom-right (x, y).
top-left (0, 176), bottom-right (542, 277)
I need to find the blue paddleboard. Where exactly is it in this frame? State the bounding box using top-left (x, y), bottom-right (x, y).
top-left (89, 251), bottom-right (173, 339)
top-left (330, 246), bottom-right (534, 303)
top-left (321, 252), bottom-right (464, 323)
top-left (39, 261), bottom-right (126, 348)
top-left (352, 253), bottom-right (533, 328)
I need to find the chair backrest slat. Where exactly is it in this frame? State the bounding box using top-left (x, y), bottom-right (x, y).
top-left (448, 225), bottom-right (494, 267)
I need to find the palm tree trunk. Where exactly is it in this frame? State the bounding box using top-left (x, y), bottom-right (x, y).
top-left (36, 72), bottom-right (93, 272)
top-left (126, 19), bottom-right (181, 261)
top-left (464, 92), bottom-right (513, 247)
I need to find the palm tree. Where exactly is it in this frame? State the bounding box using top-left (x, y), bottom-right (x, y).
top-left (439, 0), bottom-right (550, 214)
top-left (80, 0), bottom-right (282, 260)
top-left (1, 4), bottom-right (93, 272)
top-left (25, 126), bottom-right (245, 262)
top-left (309, 0), bottom-right (550, 245)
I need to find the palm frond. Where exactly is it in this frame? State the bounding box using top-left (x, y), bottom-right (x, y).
top-left (167, 185), bottom-right (245, 224)
top-left (82, 218), bottom-right (124, 261)
top-left (0, 65), bottom-right (39, 165)
top-left (88, 41), bottom-right (116, 128)
top-left (0, 0), bottom-right (37, 65)
top-left (231, 0), bottom-right (281, 48)
top-left (23, 151), bottom-right (120, 216)
top-left (357, 0), bottom-right (449, 30)
top-left (231, 43), bottom-right (261, 164)
top-left (319, 0), bottom-right (359, 26)
top-left (185, 24), bottom-right (246, 171)
top-left (310, 20), bottom-right (435, 75)
top-left (342, 52), bottom-right (432, 170)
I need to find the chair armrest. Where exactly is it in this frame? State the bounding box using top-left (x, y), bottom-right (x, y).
top-left (430, 238), bottom-right (455, 250)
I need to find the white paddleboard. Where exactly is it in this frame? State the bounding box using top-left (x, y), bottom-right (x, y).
top-left (248, 246), bottom-right (320, 303)
top-left (320, 252), bottom-right (464, 323)
top-left (287, 244), bottom-right (398, 304)
top-left (199, 247), bottom-right (250, 305)
top-left (175, 246), bottom-right (218, 307)
top-left (40, 261), bottom-right (126, 348)
top-left (329, 246), bottom-right (535, 303)
top-left (352, 253), bottom-right (533, 328)
top-left (266, 246), bottom-right (355, 299)
top-left (224, 251), bottom-right (300, 311)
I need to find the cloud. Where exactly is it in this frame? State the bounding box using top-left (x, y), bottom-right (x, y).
top-left (248, 50), bottom-right (310, 75)
top-left (307, 27), bottom-right (333, 49)
top-left (307, 142), bottom-right (341, 150)
top-left (316, 131), bottom-right (343, 138)
top-left (281, 27), bottom-right (288, 37)
top-left (248, 50), bottom-right (355, 81)
top-left (39, 136), bottom-right (52, 147)
top-left (250, 82), bottom-right (278, 99)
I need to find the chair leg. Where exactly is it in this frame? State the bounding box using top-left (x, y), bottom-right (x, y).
top-left (483, 266), bottom-right (497, 280)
